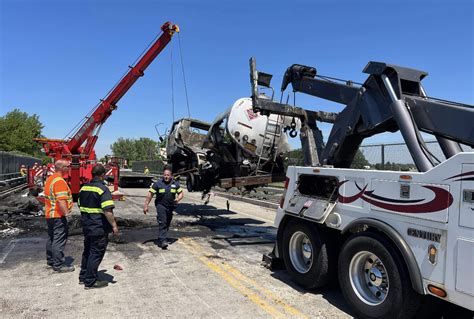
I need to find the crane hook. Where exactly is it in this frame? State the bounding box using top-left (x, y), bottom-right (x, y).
top-left (289, 117), bottom-right (298, 137)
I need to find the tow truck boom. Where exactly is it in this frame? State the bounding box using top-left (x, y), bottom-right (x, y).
top-left (251, 57), bottom-right (474, 171)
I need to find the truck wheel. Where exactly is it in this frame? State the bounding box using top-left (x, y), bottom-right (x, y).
top-left (186, 173), bottom-right (195, 192)
top-left (338, 232), bottom-right (420, 319)
top-left (282, 219), bottom-right (333, 289)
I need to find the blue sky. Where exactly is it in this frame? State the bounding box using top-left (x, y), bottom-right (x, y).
top-left (1, 0), bottom-right (473, 158)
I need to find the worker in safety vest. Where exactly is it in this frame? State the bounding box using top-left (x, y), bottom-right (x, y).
top-left (19, 165), bottom-right (27, 177)
top-left (143, 166), bottom-right (183, 249)
top-left (44, 160), bottom-right (74, 272)
top-left (78, 164), bottom-right (118, 289)
top-left (144, 166), bottom-right (150, 175)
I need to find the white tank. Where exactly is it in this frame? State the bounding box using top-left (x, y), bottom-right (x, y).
top-left (226, 97), bottom-right (293, 158)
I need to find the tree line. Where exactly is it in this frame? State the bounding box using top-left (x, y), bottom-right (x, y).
top-left (0, 108), bottom-right (162, 164)
top-left (109, 137), bottom-right (162, 162)
top-left (286, 148), bottom-right (370, 169)
top-left (0, 109), bottom-right (47, 161)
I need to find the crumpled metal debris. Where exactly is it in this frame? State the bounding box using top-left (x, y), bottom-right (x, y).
top-left (0, 227), bottom-right (21, 238)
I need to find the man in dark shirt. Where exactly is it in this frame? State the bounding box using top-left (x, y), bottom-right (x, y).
top-left (143, 166), bottom-right (183, 249)
top-left (78, 165), bottom-right (119, 289)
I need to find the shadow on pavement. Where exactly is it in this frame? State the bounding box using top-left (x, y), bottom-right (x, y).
top-left (1, 202), bottom-right (274, 267)
top-left (269, 263), bottom-right (473, 319)
top-left (98, 269), bottom-right (116, 284)
top-left (269, 270), bottom-right (354, 316)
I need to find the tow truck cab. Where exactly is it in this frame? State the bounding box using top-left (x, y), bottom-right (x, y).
top-left (274, 152), bottom-right (474, 318)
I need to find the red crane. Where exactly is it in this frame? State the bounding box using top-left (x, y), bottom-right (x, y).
top-left (33, 21), bottom-right (179, 199)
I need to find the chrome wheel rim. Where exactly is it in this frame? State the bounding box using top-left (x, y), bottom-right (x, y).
top-left (289, 231), bottom-right (313, 274)
top-left (349, 251), bottom-right (389, 305)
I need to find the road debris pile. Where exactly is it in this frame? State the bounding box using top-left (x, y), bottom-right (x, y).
top-left (0, 192), bottom-right (44, 238)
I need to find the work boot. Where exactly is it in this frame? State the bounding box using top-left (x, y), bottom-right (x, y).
top-left (158, 241), bottom-right (169, 250)
top-left (53, 265), bottom-right (75, 273)
top-left (84, 280), bottom-right (108, 290)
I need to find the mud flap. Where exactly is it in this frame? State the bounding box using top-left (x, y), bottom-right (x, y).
top-left (262, 246), bottom-right (285, 270)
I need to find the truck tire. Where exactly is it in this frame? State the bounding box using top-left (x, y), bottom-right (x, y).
top-left (282, 219), bottom-right (334, 289)
top-left (338, 232), bottom-right (421, 319)
top-left (186, 173), bottom-right (195, 192)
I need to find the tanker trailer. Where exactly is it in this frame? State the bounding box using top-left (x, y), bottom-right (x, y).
top-left (182, 96), bottom-right (294, 192)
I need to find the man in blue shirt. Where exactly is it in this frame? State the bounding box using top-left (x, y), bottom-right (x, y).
top-left (143, 166), bottom-right (183, 249)
top-left (78, 165), bottom-right (119, 289)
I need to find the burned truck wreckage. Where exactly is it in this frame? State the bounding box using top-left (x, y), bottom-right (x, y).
top-left (166, 97), bottom-right (297, 192)
top-left (165, 58), bottom-right (341, 193)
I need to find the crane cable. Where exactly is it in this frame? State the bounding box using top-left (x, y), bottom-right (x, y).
top-left (178, 33), bottom-right (191, 118)
top-left (170, 42), bottom-right (175, 122)
top-left (170, 33), bottom-right (191, 122)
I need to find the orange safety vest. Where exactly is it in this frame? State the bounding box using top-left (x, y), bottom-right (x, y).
top-left (44, 173), bottom-right (73, 218)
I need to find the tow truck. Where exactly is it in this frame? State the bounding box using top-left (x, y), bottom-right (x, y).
top-left (29, 22), bottom-right (179, 200)
top-left (250, 57), bottom-right (474, 318)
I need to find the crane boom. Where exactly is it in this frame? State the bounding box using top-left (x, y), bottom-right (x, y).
top-left (68, 21), bottom-right (179, 154)
top-left (33, 21), bottom-right (179, 200)
top-left (250, 57), bottom-right (474, 171)
top-left (36, 21), bottom-right (179, 160)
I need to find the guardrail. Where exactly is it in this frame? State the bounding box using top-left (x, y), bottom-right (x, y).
top-left (0, 175), bottom-right (26, 187)
top-left (0, 172), bottom-right (22, 181)
top-left (0, 182), bottom-right (28, 200)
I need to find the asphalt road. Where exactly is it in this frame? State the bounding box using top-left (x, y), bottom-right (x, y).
top-left (0, 188), bottom-right (471, 318)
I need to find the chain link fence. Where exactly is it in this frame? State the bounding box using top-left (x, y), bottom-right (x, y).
top-left (359, 141), bottom-right (472, 171)
top-left (286, 141), bottom-right (473, 172)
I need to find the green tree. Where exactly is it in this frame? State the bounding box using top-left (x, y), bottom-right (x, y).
top-left (158, 137), bottom-right (167, 149)
top-left (287, 147), bottom-right (370, 168)
top-left (110, 137), bottom-right (159, 161)
top-left (0, 109), bottom-right (44, 156)
top-left (135, 137), bottom-right (159, 160)
top-left (286, 148), bottom-right (304, 166)
top-left (110, 138), bottom-right (137, 160)
top-left (351, 150), bottom-right (370, 169)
